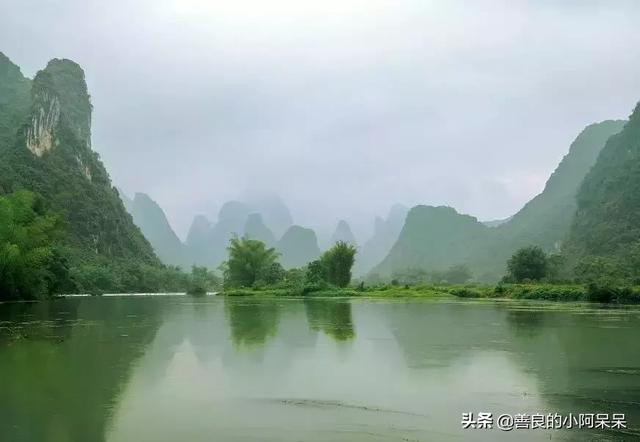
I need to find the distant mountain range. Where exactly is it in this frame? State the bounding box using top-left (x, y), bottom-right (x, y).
top-left (118, 191), bottom-right (192, 269)
top-left (329, 220), bottom-right (357, 248)
top-left (354, 204), bottom-right (408, 276)
top-left (119, 191), bottom-right (325, 271)
top-left (115, 116), bottom-right (633, 282)
top-left (4, 52), bottom-right (637, 286)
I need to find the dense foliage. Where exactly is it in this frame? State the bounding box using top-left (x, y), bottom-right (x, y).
top-left (222, 237), bottom-right (281, 288)
top-left (0, 191), bottom-right (63, 300)
top-left (0, 53), bottom-right (31, 161)
top-left (186, 266), bottom-right (221, 295)
top-left (566, 103), bottom-right (640, 285)
top-left (385, 264), bottom-right (472, 285)
top-left (504, 246), bottom-right (549, 282)
top-left (304, 241), bottom-right (357, 289)
top-left (0, 55), bottom-right (192, 296)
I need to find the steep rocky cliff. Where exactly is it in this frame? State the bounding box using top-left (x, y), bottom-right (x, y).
top-left (0, 55), bottom-right (158, 266)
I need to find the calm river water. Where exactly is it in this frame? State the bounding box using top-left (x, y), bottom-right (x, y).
top-left (1, 296), bottom-right (639, 441)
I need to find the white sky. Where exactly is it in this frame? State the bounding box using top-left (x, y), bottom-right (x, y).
top-left (2, 0), bottom-right (640, 240)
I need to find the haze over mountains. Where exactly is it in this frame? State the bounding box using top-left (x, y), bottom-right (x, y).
top-left (117, 117), bottom-right (633, 282)
top-left (117, 188), bottom-right (385, 274)
top-left (373, 120), bottom-right (627, 281)
top-left (2, 51), bottom-right (640, 286)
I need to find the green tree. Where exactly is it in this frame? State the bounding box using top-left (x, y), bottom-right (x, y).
top-left (391, 267), bottom-right (430, 285)
top-left (258, 261), bottom-right (285, 286)
top-left (321, 241), bottom-right (357, 288)
top-left (505, 246), bottom-right (549, 282)
top-left (0, 191), bottom-right (62, 300)
top-left (442, 264), bottom-right (472, 284)
top-left (187, 266), bottom-right (220, 295)
top-left (222, 237), bottom-right (280, 288)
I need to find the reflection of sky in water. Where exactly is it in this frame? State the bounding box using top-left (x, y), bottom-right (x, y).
top-left (1, 297), bottom-right (639, 441)
top-left (105, 298), bottom-right (637, 441)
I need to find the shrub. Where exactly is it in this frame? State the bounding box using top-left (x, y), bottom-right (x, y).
top-left (505, 246), bottom-right (548, 282)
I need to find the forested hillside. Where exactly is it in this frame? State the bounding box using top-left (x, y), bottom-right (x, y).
top-left (0, 54), bottom-right (185, 297)
top-left (566, 104), bottom-right (640, 281)
top-left (372, 120), bottom-right (625, 281)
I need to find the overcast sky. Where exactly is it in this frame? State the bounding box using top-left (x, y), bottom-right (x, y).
top-left (2, 0), bottom-right (640, 240)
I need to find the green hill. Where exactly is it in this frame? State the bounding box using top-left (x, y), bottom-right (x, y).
top-left (372, 120), bottom-right (625, 281)
top-left (354, 204), bottom-right (407, 276)
top-left (566, 104), bottom-right (640, 274)
top-left (0, 54), bottom-right (182, 295)
top-left (373, 205), bottom-right (489, 277)
top-left (0, 52), bottom-right (31, 163)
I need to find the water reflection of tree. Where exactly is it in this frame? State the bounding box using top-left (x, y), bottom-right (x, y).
top-left (505, 308), bottom-right (545, 337)
top-left (304, 298), bottom-right (355, 341)
top-left (0, 297), bottom-right (164, 442)
top-left (224, 298), bottom-right (281, 348)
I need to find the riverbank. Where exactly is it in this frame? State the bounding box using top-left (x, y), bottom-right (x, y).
top-left (222, 283), bottom-right (640, 304)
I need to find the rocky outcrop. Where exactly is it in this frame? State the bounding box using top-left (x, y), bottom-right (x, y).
top-left (0, 54), bottom-right (159, 265)
top-left (26, 90), bottom-right (60, 156)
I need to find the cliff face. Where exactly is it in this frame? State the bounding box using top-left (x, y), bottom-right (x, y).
top-left (0, 55), bottom-right (158, 265)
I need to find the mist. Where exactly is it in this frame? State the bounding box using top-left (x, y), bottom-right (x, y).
top-left (2, 0), bottom-right (640, 240)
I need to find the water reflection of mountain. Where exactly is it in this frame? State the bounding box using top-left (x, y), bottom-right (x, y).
top-left (504, 307), bottom-right (640, 440)
top-left (386, 301), bottom-right (640, 440)
top-left (3, 297), bottom-right (639, 441)
top-left (0, 297), bottom-right (165, 442)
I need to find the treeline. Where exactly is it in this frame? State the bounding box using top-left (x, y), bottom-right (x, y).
top-left (368, 264), bottom-right (473, 286)
top-left (0, 190), bottom-right (219, 301)
top-left (0, 189), bottom-right (357, 301)
top-left (221, 237), bottom-right (357, 294)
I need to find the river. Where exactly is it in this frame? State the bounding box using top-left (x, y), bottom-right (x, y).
top-left (1, 296), bottom-right (639, 441)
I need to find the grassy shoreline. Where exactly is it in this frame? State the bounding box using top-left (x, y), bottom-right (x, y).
top-left (222, 283), bottom-right (640, 304)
